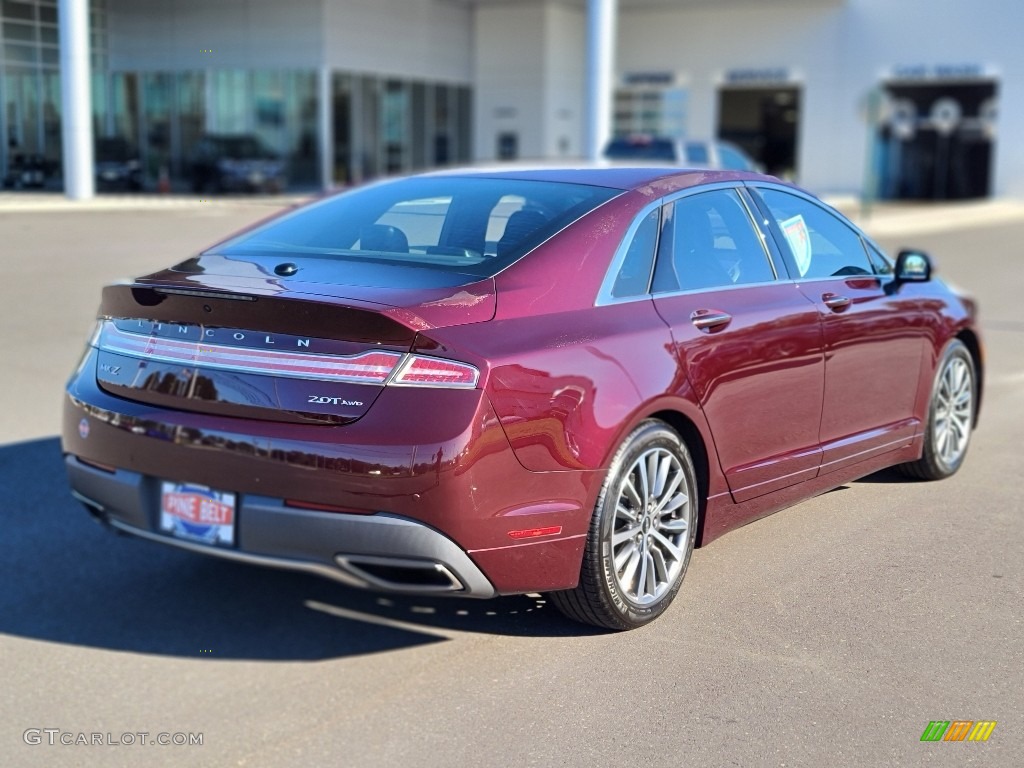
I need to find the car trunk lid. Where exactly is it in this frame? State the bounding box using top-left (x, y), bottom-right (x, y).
top-left (92, 263), bottom-right (494, 424)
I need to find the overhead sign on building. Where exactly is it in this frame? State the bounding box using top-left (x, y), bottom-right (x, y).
top-left (889, 63), bottom-right (991, 81)
top-left (724, 68), bottom-right (792, 85)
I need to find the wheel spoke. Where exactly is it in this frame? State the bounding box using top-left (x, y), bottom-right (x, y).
top-left (659, 516), bottom-right (688, 534)
top-left (614, 544), bottom-right (638, 585)
top-left (652, 454), bottom-right (671, 498)
top-left (636, 548), bottom-right (650, 598)
top-left (652, 471), bottom-right (684, 514)
top-left (644, 552), bottom-right (658, 596)
top-left (650, 529), bottom-right (682, 562)
top-left (650, 547), bottom-right (670, 584)
top-left (656, 489), bottom-right (688, 517)
top-left (637, 461), bottom-right (650, 507)
top-left (614, 539), bottom-right (637, 572)
top-left (622, 478), bottom-right (642, 510)
top-left (612, 525), bottom-right (638, 547)
top-left (616, 502), bottom-right (639, 524)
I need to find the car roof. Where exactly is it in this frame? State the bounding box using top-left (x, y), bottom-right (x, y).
top-left (420, 164), bottom-right (773, 192)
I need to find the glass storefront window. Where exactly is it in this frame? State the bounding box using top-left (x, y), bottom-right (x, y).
top-left (211, 70), bottom-right (249, 134)
top-left (283, 70), bottom-right (318, 185)
top-left (110, 72), bottom-right (139, 145)
top-left (40, 68), bottom-right (59, 162)
top-left (358, 76), bottom-right (380, 182)
top-left (383, 79), bottom-right (409, 174)
top-left (4, 43), bottom-right (38, 65)
top-left (3, 21), bottom-right (35, 42)
top-left (143, 72), bottom-right (172, 182)
top-left (456, 86), bottom-right (471, 163)
top-left (431, 84), bottom-right (451, 166)
top-left (176, 71), bottom-right (205, 174)
top-left (2, 1), bottom-right (35, 22)
top-left (411, 82), bottom-right (426, 170)
top-left (4, 67), bottom-right (40, 154)
top-left (332, 72), bottom-right (352, 185)
top-left (253, 70), bottom-right (286, 157)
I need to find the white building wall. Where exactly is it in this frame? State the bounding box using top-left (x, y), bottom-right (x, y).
top-left (474, 0), bottom-right (586, 162)
top-left (473, 1), bottom-right (550, 161)
top-left (322, 0), bottom-right (473, 82)
top-left (543, 1), bottom-right (585, 158)
top-left (618, 2), bottom-right (848, 192)
top-left (617, 0), bottom-right (1024, 196)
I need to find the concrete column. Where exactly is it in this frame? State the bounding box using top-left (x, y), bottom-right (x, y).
top-left (318, 66), bottom-right (334, 190)
top-left (584, 0), bottom-right (617, 161)
top-left (59, 0), bottom-right (94, 199)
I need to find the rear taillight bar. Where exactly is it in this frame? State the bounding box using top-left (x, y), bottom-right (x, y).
top-left (389, 355), bottom-right (480, 389)
top-left (96, 321), bottom-right (480, 389)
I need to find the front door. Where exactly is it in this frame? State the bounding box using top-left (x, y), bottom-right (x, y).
top-left (750, 186), bottom-right (926, 474)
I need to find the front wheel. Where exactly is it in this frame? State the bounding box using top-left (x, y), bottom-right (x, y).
top-left (550, 420), bottom-right (698, 630)
top-left (898, 339), bottom-right (976, 480)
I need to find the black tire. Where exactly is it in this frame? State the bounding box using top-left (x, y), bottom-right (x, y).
top-left (550, 420), bottom-right (698, 631)
top-left (898, 339), bottom-right (976, 480)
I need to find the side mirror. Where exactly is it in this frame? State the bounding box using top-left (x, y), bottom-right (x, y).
top-left (894, 249), bottom-right (932, 282)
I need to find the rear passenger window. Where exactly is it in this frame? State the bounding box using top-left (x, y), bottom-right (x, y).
top-left (758, 189), bottom-right (876, 279)
top-left (611, 208), bottom-right (659, 298)
top-left (652, 189), bottom-right (775, 292)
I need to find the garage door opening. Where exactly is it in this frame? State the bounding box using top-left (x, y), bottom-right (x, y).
top-left (877, 81), bottom-right (997, 200)
top-left (717, 87), bottom-right (800, 179)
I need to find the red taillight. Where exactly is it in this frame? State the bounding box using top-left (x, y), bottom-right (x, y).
top-left (390, 355), bottom-right (480, 389)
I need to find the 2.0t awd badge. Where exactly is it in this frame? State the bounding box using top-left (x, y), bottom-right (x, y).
top-left (307, 395), bottom-right (363, 406)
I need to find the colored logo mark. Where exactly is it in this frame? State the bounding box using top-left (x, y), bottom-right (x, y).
top-left (921, 720), bottom-right (997, 742)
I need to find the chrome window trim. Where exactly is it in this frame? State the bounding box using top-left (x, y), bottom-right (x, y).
top-left (735, 187), bottom-right (781, 281)
top-left (646, 278), bottom-right (785, 301)
top-left (594, 196), bottom-right (668, 307)
top-left (595, 181), bottom-right (768, 307)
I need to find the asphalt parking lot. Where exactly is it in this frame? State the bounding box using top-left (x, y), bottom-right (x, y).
top-left (0, 195), bottom-right (1021, 767)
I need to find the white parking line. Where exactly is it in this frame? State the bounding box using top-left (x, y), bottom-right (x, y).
top-left (304, 599), bottom-right (466, 640)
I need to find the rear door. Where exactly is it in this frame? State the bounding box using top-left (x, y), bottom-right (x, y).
top-left (749, 185), bottom-right (926, 473)
top-left (650, 186), bottom-right (826, 502)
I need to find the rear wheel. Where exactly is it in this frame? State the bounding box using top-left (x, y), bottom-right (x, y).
top-left (550, 420), bottom-right (698, 630)
top-left (898, 339), bottom-right (976, 480)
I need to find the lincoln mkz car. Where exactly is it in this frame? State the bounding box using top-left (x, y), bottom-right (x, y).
top-left (62, 167), bottom-right (982, 630)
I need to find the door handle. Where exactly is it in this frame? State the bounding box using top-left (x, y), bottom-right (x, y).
top-left (690, 309), bottom-right (732, 331)
top-left (822, 293), bottom-right (851, 311)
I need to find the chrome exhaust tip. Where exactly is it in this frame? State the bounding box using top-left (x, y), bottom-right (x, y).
top-left (334, 554), bottom-right (465, 594)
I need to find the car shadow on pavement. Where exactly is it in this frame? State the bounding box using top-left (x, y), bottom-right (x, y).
top-left (0, 437), bottom-right (602, 661)
top-left (854, 467), bottom-right (916, 484)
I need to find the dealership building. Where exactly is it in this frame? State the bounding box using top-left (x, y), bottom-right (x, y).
top-left (1, 0), bottom-right (1020, 198)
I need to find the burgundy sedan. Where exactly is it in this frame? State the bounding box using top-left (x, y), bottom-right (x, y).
top-left (62, 167), bottom-right (982, 630)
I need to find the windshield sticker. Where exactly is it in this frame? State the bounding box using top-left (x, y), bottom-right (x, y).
top-left (780, 214), bottom-right (812, 277)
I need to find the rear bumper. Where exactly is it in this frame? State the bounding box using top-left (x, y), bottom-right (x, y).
top-left (67, 455), bottom-right (497, 597)
top-left (62, 369), bottom-right (601, 595)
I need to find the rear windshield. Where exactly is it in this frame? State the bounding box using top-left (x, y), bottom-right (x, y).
top-left (212, 176), bottom-right (620, 279)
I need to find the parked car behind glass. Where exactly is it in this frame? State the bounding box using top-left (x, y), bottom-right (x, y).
top-left (189, 134), bottom-right (286, 193)
top-left (604, 135), bottom-right (760, 171)
top-left (95, 137), bottom-right (143, 191)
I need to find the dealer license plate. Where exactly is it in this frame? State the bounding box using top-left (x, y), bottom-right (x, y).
top-left (159, 481), bottom-right (236, 546)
